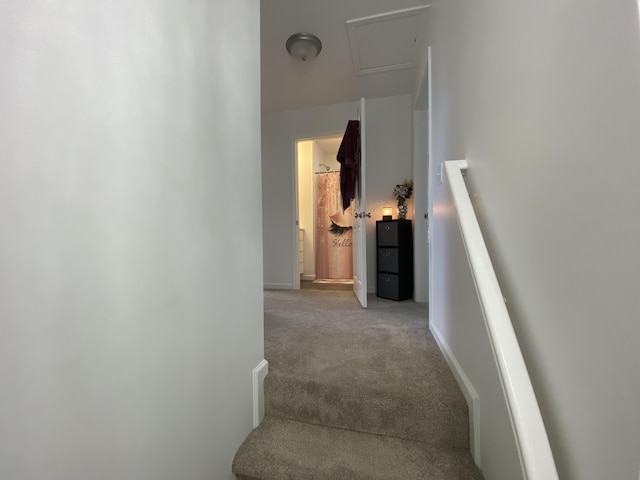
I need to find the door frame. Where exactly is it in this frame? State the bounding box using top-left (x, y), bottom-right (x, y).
top-left (291, 129), bottom-right (345, 290)
top-left (352, 98), bottom-right (368, 307)
top-left (427, 46), bottom-right (433, 319)
top-left (412, 47), bottom-right (432, 305)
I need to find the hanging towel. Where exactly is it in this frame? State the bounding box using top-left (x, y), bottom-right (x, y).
top-left (336, 120), bottom-right (359, 211)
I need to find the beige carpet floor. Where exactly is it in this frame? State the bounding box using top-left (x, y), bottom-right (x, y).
top-left (233, 288), bottom-right (483, 480)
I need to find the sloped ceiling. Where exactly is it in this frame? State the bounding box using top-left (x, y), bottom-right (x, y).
top-left (260, 0), bottom-right (429, 113)
top-left (315, 136), bottom-right (342, 156)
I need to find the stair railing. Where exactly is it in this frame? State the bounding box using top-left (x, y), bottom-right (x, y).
top-left (444, 160), bottom-right (559, 480)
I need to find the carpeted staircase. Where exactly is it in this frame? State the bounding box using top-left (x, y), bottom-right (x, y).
top-left (232, 289), bottom-right (483, 480)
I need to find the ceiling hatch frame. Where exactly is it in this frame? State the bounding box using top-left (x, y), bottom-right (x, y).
top-left (346, 5), bottom-right (429, 76)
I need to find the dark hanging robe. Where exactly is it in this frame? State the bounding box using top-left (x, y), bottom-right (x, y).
top-left (336, 120), bottom-right (359, 211)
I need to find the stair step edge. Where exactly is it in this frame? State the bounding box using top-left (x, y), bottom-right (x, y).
top-left (233, 416), bottom-right (483, 480)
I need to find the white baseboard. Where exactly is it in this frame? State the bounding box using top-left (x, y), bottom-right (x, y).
top-left (252, 359), bottom-right (269, 428)
top-left (301, 274), bottom-right (316, 281)
top-left (263, 283), bottom-right (292, 290)
top-left (430, 322), bottom-right (481, 467)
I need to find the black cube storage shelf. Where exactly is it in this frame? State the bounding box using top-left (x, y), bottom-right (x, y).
top-left (376, 219), bottom-right (413, 301)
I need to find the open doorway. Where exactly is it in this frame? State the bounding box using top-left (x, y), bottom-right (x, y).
top-left (296, 136), bottom-right (354, 288)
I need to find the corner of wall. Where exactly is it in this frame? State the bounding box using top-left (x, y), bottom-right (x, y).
top-left (252, 359), bottom-right (269, 428)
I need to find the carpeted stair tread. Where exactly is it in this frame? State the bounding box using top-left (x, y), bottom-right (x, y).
top-left (265, 372), bottom-right (468, 447)
top-left (232, 416), bottom-right (483, 480)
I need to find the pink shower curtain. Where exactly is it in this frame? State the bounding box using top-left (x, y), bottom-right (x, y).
top-left (316, 172), bottom-right (353, 280)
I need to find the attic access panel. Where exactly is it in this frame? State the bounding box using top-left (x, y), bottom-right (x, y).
top-left (347, 6), bottom-right (428, 76)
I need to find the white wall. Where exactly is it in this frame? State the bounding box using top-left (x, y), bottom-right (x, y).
top-left (262, 96), bottom-right (413, 293)
top-left (363, 95), bottom-right (413, 291)
top-left (0, 2), bottom-right (263, 480)
top-left (322, 152), bottom-right (341, 172)
top-left (424, 1), bottom-right (640, 479)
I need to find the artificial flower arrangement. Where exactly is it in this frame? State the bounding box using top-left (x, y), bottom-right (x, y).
top-left (392, 179), bottom-right (413, 219)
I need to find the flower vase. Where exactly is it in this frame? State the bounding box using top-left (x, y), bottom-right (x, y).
top-left (398, 201), bottom-right (407, 220)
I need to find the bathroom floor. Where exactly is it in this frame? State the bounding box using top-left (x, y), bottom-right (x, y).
top-left (302, 279), bottom-right (353, 291)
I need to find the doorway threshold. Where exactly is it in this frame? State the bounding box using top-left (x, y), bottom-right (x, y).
top-left (301, 280), bottom-right (353, 291)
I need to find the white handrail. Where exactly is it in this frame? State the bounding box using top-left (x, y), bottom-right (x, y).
top-left (444, 160), bottom-right (558, 480)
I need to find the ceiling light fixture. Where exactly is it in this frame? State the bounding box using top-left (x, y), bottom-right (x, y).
top-left (286, 32), bottom-right (322, 62)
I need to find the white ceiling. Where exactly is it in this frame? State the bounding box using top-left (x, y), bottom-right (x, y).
top-left (260, 0), bottom-right (429, 113)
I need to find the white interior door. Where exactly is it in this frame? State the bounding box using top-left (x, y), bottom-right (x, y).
top-left (353, 98), bottom-right (367, 308)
